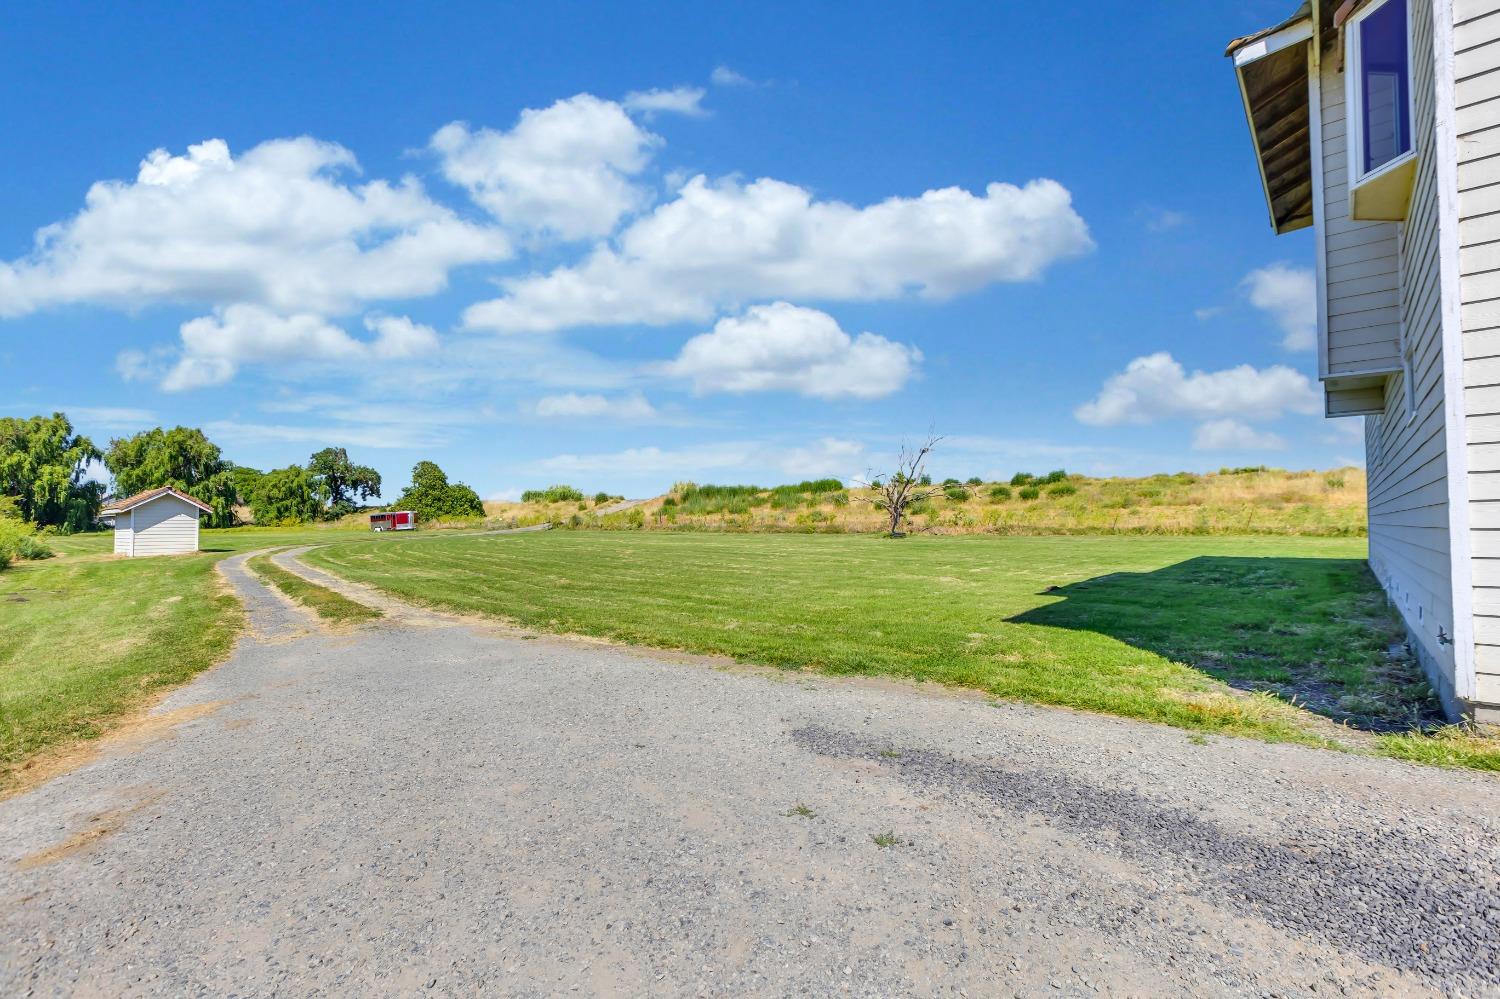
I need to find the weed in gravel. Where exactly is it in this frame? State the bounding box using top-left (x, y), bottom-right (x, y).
top-left (871, 831), bottom-right (901, 848)
top-left (785, 803), bottom-right (816, 818)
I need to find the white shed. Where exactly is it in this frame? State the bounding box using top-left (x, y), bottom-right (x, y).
top-left (101, 487), bottom-right (214, 557)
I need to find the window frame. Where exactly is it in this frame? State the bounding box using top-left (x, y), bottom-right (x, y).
top-left (1344, 0), bottom-right (1417, 191)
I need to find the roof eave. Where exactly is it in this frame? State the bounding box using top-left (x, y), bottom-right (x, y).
top-left (1228, 10), bottom-right (1316, 234)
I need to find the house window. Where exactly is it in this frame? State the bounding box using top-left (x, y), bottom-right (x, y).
top-left (1345, 0), bottom-right (1417, 218)
top-left (1356, 0), bottom-right (1411, 174)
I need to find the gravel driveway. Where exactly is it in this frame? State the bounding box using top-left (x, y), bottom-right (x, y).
top-left (2, 549), bottom-right (1498, 997)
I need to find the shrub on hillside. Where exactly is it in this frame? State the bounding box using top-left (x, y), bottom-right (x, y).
top-left (1010, 472), bottom-right (1034, 486)
top-left (944, 486), bottom-right (971, 501)
top-left (1048, 483), bottom-right (1078, 497)
top-left (1039, 469), bottom-right (1068, 484)
top-left (988, 485), bottom-right (1012, 500)
top-left (522, 484), bottom-right (585, 503)
top-left (965, 476), bottom-right (983, 486)
top-left (593, 492), bottom-right (611, 504)
top-left (1018, 486), bottom-right (1041, 500)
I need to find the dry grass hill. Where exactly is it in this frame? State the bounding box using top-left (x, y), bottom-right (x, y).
top-left (480, 467), bottom-right (1367, 538)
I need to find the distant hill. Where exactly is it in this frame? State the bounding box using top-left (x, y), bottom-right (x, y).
top-left (483, 467), bottom-right (1367, 538)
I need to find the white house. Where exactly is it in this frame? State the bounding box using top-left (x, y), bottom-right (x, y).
top-left (101, 486), bottom-right (214, 558)
top-left (1227, 0), bottom-right (1499, 721)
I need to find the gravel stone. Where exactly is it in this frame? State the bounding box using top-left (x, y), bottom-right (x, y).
top-left (0, 549), bottom-right (1496, 997)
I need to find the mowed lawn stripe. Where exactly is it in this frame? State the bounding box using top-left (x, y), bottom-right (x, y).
top-left (306, 531), bottom-right (1424, 750)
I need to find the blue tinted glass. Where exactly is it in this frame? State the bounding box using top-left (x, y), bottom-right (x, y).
top-left (1360, 0), bottom-right (1411, 174)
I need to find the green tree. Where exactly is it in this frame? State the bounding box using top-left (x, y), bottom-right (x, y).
top-left (395, 461), bottom-right (483, 521)
top-left (250, 466), bottom-right (320, 525)
top-left (229, 465), bottom-right (265, 507)
top-left (0, 412), bottom-right (105, 532)
top-left (103, 426), bottom-right (237, 527)
top-left (307, 447), bottom-right (382, 519)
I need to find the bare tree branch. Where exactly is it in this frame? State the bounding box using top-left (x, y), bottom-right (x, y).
top-left (855, 434), bottom-right (944, 537)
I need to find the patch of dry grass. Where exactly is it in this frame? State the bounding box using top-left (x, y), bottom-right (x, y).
top-left (481, 468), bottom-right (1367, 538)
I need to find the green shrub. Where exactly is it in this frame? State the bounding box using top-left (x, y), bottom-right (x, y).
top-left (988, 485), bottom-right (1012, 500)
top-left (941, 478), bottom-right (961, 487)
top-left (830, 491), bottom-right (850, 507)
top-left (660, 495), bottom-right (678, 508)
top-left (1324, 473), bottom-right (1346, 490)
top-left (1221, 466), bottom-right (1269, 476)
top-left (1040, 469), bottom-right (1068, 484)
top-left (965, 476), bottom-right (983, 486)
top-left (1018, 486), bottom-right (1041, 500)
top-left (0, 519), bottom-right (54, 568)
top-left (522, 484), bottom-right (585, 503)
top-left (909, 500), bottom-right (935, 517)
top-left (944, 486), bottom-right (971, 501)
top-left (1010, 472), bottom-right (1034, 486)
top-left (594, 492), bottom-right (610, 504)
top-left (1048, 483), bottom-right (1078, 497)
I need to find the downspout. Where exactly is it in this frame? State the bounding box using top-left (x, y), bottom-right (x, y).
top-left (1431, 0), bottom-right (1474, 709)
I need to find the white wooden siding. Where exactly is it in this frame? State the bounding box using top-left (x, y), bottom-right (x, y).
top-left (1363, 0), bottom-right (1464, 710)
top-left (1457, 1), bottom-right (1500, 709)
top-left (1320, 53), bottom-right (1405, 375)
top-left (113, 520), bottom-right (130, 555)
top-left (123, 495), bottom-right (201, 557)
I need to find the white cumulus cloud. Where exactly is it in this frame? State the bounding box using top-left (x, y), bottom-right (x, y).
top-left (0, 137), bottom-right (510, 318)
top-left (1192, 419), bottom-right (1287, 451)
top-left (1244, 263), bottom-right (1316, 351)
top-left (710, 65), bottom-right (753, 87)
top-left (156, 306), bottom-right (442, 391)
top-left (622, 86), bottom-right (707, 117)
top-left (1075, 351), bottom-right (1318, 426)
top-left (363, 314), bottom-right (439, 359)
top-left (660, 302), bottom-right (919, 399)
top-left (530, 392), bottom-right (657, 420)
top-left (431, 94), bottom-right (660, 240)
top-left (463, 175), bottom-right (1092, 333)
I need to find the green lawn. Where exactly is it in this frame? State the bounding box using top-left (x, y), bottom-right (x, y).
top-left (305, 530), bottom-right (1497, 767)
top-left (247, 552), bottom-right (382, 624)
top-left (0, 524), bottom-right (376, 789)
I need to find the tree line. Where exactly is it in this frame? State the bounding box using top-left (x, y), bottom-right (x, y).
top-left (0, 412), bottom-right (483, 531)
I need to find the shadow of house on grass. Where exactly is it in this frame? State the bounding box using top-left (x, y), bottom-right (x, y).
top-left (1008, 556), bottom-right (1444, 733)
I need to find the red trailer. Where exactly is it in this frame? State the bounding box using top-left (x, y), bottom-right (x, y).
top-left (369, 510), bottom-right (416, 532)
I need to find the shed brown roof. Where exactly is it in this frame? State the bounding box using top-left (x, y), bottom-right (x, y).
top-left (101, 486), bottom-right (214, 516)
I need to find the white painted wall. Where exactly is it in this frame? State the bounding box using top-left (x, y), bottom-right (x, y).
top-left (1320, 50), bottom-right (1406, 376)
top-left (116, 494), bottom-right (201, 557)
top-left (1455, 0), bottom-right (1500, 712)
top-left (1354, 0), bottom-right (1465, 712)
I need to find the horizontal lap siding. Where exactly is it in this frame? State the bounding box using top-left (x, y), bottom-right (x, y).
top-left (129, 496), bottom-right (200, 556)
top-left (1322, 56), bottom-right (1404, 375)
top-left (1458, 3), bottom-right (1500, 704)
top-left (1367, 0), bottom-right (1462, 710)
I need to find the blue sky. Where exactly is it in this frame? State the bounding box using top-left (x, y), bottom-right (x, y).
top-left (0, 1), bottom-right (1358, 500)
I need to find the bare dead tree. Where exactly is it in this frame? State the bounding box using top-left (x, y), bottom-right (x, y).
top-left (856, 435), bottom-right (944, 537)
